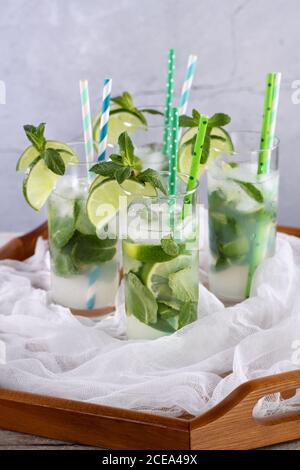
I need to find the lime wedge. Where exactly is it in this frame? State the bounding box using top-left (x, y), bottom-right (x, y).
top-left (23, 158), bottom-right (60, 211)
top-left (143, 254), bottom-right (193, 302)
top-left (93, 108), bottom-right (146, 147)
top-left (123, 241), bottom-right (178, 263)
top-left (178, 127), bottom-right (233, 178)
top-left (86, 178), bottom-right (156, 230)
top-left (16, 141), bottom-right (79, 172)
top-left (220, 237), bottom-right (249, 258)
top-left (89, 174), bottom-right (105, 192)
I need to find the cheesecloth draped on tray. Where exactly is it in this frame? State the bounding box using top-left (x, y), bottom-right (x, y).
top-left (0, 208), bottom-right (300, 418)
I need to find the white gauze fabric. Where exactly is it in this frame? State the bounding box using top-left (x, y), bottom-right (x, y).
top-left (0, 208), bottom-right (300, 417)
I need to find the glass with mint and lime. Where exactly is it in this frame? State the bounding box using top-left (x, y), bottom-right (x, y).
top-left (207, 131), bottom-right (279, 302)
top-left (17, 124), bottom-right (119, 314)
top-left (47, 149), bottom-right (119, 313)
top-left (93, 92), bottom-right (165, 171)
top-left (122, 173), bottom-right (200, 340)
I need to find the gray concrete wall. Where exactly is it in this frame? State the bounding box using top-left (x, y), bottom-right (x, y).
top-left (0, 0), bottom-right (299, 231)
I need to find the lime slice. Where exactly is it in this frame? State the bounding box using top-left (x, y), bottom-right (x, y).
top-left (178, 127), bottom-right (233, 178)
top-left (23, 158), bottom-right (60, 211)
top-left (89, 174), bottom-right (105, 192)
top-left (86, 178), bottom-right (156, 230)
top-left (143, 254), bottom-right (193, 302)
top-left (122, 241), bottom-right (178, 263)
top-left (16, 141), bottom-right (79, 172)
top-left (93, 108), bottom-right (146, 146)
top-left (220, 237), bottom-right (249, 257)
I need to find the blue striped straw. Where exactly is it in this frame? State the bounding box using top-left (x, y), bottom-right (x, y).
top-left (179, 54), bottom-right (197, 116)
top-left (79, 80), bottom-right (101, 311)
top-left (98, 78), bottom-right (112, 161)
top-left (79, 79), bottom-right (94, 175)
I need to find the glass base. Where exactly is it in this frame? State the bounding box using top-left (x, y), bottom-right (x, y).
top-left (71, 305), bottom-right (115, 318)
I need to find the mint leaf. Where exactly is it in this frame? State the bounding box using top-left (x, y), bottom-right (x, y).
top-left (179, 115), bottom-right (198, 128)
top-left (125, 272), bottom-right (158, 324)
top-left (111, 92), bottom-right (148, 126)
top-left (192, 109), bottom-right (200, 121)
top-left (169, 267), bottom-right (198, 303)
top-left (112, 91), bottom-right (134, 110)
top-left (24, 123), bottom-right (46, 151)
top-left (139, 108), bottom-right (164, 116)
top-left (115, 166), bottom-right (132, 184)
top-left (158, 302), bottom-right (179, 319)
top-left (72, 234), bottom-right (116, 264)
top-left (208, 113), bottom-right (231, 128)
top-left (232, 180), bottom-right (264, 203)
top-left (109, 154), bottom-right (124, 165)
top-left (178, 302), bottom-right (198, 328)
top-left (137, 168), bottom-right (167, 195)
top-left (36, 122), bottom-right (46, 142)
top-left (51, 247), bottom-right (77, 277)
top-left (161, 235), bottom-right (179, 257)
top-left (49, 215), bottom-right (75, 248)
top-left (118, 132), bottom-right (135, 166)
top-left (43, 148), bottom-right (65, 175)
top-left (90, 161), bottom-right (120, 177)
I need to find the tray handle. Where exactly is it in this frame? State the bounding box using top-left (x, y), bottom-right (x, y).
top-left (240, 370), bottom-right (300, 424)
top-left (0, 222), bottom-right (48, 261)
top-left (191, 370), bottom-right (300, 449)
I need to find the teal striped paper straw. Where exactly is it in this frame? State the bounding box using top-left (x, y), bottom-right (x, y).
top-left (179, 54), bottom-right (197, 116)
top-left (98, 78), bottom-right (112, 161)
top-left (79, 80), bottom-right (100, 310)
top-left (79, 79), bottom-right (94, 174)
top-left (163, 48), bottom-right (175, 156)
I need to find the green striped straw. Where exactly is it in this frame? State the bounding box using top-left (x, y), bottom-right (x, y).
top-left (169, 107), bottom-right (179, 195)
top-left (168, 107), bottom-right (179, 230)
top-left (245, 72), bottom-right (281, 298)
top-left (257, 72), bottom-right (278, 175)
top-left (163, 48), bottom-right (175, 156)
top-left (183, 115), bottom-right (209, 212)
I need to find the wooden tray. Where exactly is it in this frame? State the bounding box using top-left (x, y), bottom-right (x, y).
top-left (0, 223), bottom-right (299, 450)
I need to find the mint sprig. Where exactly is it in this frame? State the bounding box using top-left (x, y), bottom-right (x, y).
top-left (179, 110), bottom-right (231, 164)
top-left (111, 91), bottom-right (163, 126)
top-left (23, 123), bottom-right (67, 175)
top-left (90, 131), bottom-right (167, 194)
top-left (136, 168), bottom-right (167, 195)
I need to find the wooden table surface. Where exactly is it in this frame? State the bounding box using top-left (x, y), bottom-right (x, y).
top-left (0, 233), bottom-right (299, 451)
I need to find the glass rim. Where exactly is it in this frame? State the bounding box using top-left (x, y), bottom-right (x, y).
top-left (113, 105), bottom-right (165, 130)
top-left (136, 104), bottom-right (164, 130)
top-left (210, 130), bottom-right (280, 156)
top-left (120, 170), bottom-right (200, 200)
top-left (65, 141), bottom-right (115, 166)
